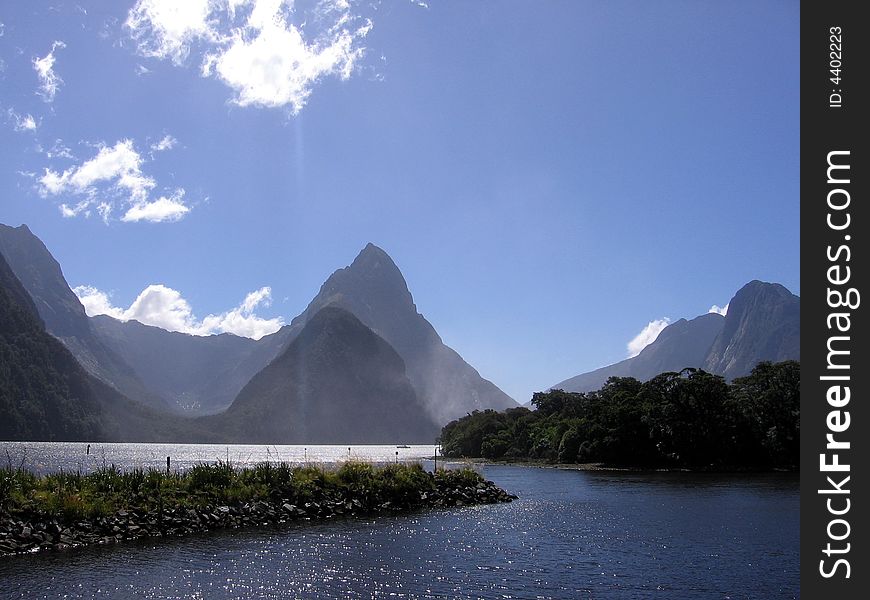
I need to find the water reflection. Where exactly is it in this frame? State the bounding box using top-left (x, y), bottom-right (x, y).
top-left (0, 442), bottom-right (437, 475)
top-left (0, 450), bottom-right (798, 599)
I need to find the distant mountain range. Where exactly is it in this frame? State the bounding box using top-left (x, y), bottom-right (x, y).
top-left (552, 281), bottom-right (800, 392)
top-left (0, 223), bottom-right (515, 442)
top-left (89, 315), bottom-right (290, 415)
top-left (0, 221), bottom-right (800, 442)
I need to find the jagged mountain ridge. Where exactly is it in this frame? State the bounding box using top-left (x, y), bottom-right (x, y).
top-left (0, 223), bottom-right (294, 418)
top-left (0, 224), bottom-right (172, 413)
top-left (0, 223), bottom-right (515, 428)
top-left (552, 281), bottom-right (800, 392)
top-left (0, 249), bottom-right (198, 442)
top-left (0, 248), bottom-right (105, 440)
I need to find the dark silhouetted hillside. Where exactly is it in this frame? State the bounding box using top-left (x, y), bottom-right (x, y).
top-left (212, 306), bottom-right (439, 443)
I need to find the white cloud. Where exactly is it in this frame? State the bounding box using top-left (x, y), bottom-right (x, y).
top-left (213, 10), bottom-right (369, 112)
top-left (74, 284), bottom-right (284, 340)
top-left (126, 0), bottom-right (373, 114)
top-left (7, 109), bottom-right (38, 131)
top-left (59, 200), bottom-right (91, 218)
top-left (126, 0), bottom-right (214, 65)
top-left (96, 202), bottom-right (113, 223)
top-left (74, 285), bottom-right (127, 319)
top-left (33, 41), bottom-right (66, 102)
top-left (150, 134), bottom-right (177, 152)
top-left (40, 139), bottom-right (154, 201)
top-left (122, 190), bottom-right (190, 223)
top-left (626, 318), bottom-right (671, 358)
top-left (37, 138), bottom-right (191, 223)
top-left (708, 303), bottom-right (729, 316)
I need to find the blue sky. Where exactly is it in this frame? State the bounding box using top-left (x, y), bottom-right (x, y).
top-left (0, 1), bottom-right (799, 402)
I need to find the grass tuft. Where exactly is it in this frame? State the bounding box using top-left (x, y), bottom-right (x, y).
top-left (0, 461), bottom-right (489, 523)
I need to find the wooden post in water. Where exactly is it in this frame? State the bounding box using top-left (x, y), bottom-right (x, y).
top-left (395, 451), bottom-right (399, 464)
top-left (86, 444), bottom-right (90, 456)
top-left (166, 456), bottom-right (170, 475)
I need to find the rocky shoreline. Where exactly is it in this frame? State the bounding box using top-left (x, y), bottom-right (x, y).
top-left (0, 472), bottom-right (516, 556)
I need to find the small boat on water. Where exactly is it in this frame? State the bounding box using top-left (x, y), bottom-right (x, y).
top-left (396, 445), bottom-right (411, 448)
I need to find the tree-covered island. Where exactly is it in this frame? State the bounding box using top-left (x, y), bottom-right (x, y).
top-left (440, 361), bottom-right (799, 470)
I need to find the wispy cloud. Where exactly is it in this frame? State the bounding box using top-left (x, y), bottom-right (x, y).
top-left (126, 0), bottom-right (373, 114)
top-left (626, 318), bottom-right (671, 358)
top-left (37, 138), bottom-right (191, 223)
top-left (708, 303), bottom-right (729, 316)
top-left (33, 41), bottom-right (66, 102)
top-left (6, 108), bottom-right (38, 132)
top-left (74, 284), bottom-right (284, 339)
top-left (37, 139), bottom-right (75, 160)
top-left (150, 134), bottom-right (177, 152)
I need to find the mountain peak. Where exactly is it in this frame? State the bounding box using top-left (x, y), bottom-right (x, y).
top-left (1, 223), bottom-right (33, 234)
top-left (307, 243), bottom-right (415, 318)
top-left (349, 242), bottom-right (402, 276)
top-left (733, 280), bottom-right (795, 301)
top-left (702, 280), bottom-right (799, 379)
top-left (551, 279), bottom-right (800, 392)
top-left (362, 241), bottom-right (385, 254)
top-left (724, 281), bottom-right (799, 326)
top-left (0, 222), bottom-right (89, 335)
top-left (283, 243), bottom-right (516, 423)
top-left (0, 222), bottom-right (36, 238)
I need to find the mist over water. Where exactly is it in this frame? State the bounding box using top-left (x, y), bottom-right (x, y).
top-left (0, 444), bottom-right (798, 599)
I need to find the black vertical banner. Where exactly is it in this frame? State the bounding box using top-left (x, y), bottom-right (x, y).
top-left (801, 1), bottom-right (868, 597)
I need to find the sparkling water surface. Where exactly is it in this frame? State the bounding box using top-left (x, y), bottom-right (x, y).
top-left (0, 443), bottom-right (799, 599)
top-left (0, 442), bottom-right (435, 475)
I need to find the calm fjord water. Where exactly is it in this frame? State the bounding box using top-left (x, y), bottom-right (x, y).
top-left (0, 443), bottom-right (798, 599)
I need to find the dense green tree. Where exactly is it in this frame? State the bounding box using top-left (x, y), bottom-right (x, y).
top-left (729, 360), bottom-right (800, 467)
top-left (441, 362), bottom-right (800, 470)
top-left (642, 369), bottom-right (733, 467)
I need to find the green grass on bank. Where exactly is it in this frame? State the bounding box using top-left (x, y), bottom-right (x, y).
top-left (0, 461), bottom-right (485, 522)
